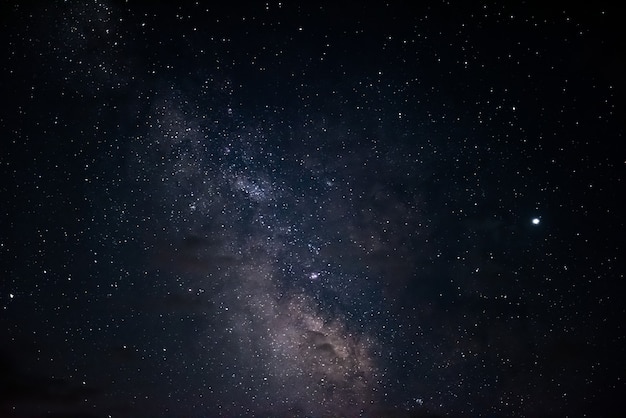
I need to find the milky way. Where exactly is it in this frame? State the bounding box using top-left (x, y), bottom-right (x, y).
top-left (134, 75), bottom-right (390, 416)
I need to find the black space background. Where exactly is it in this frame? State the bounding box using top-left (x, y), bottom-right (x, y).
top-left (1, 1), bottom-right (624, 417)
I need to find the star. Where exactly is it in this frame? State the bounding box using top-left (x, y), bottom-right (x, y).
top-left (532, 217), bottom-right (541, 225)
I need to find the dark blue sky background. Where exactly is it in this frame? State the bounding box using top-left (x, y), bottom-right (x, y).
top-left (1, 1), bottom-right (624, 417)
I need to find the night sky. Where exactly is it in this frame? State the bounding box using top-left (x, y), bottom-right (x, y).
top-left (1, 1), bottom-right (624, 417)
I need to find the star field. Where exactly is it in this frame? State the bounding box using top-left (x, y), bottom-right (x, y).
top-left (1, 1), bottom-right (624, 417)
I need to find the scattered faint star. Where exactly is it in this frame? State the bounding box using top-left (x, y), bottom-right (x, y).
top-left (1, 2), bottom-right (621, 417)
